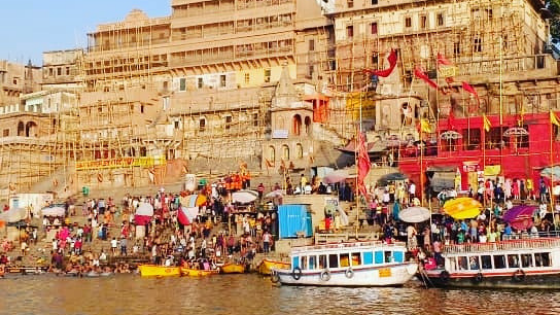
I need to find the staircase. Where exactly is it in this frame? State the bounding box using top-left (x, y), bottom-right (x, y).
top-left (28, 163), bottom-right (76, 199)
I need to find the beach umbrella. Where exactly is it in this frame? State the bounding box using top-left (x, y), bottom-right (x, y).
top-left (185, 194), bottom-right (207, 207)
top-left (232, 190), bottom-right (258, 203)
top-left (399, 206), bottom-right (431, 223)
top-left (502, 205), bottom-right (536, 223)
top-left (265, 189), bottom-right (284, 199)
top-left (439, 130), bottom-right (463, 140)
top-left (178, 206), bottom-right (199, 225)
top-left (323, 169), bottom-right (351, 184)
top-left (509, 218), bottom-right (533, 231)
top-left (41, 205), bottom-right (66, 217)
top-left (540, 166), bottom-right (560, 180)
top-left (442, 197), bottom-right (482, 220)
top-left (502, 127), bottom-right (529, 137)
top-left (0, 207), bottom-right (28, 223)
top-left (135, 203), bottom-right (154, 216)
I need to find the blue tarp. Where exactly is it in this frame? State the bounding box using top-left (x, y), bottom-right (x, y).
top-left (278, 205), bottom-right (312, 239)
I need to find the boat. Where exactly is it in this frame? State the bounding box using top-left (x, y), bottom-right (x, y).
top-left (257, 258), bottom-right (290, 275)
top-left (138, 265), bottom-right (181, 277)
top-left (272, 240), bottom-right (418, 286)
top-left (180, 267), bottom-right (219, 277)
top-left (220, 262), bottom-right (246, 274)
top-left (419, 237), bottom-right (560, 289)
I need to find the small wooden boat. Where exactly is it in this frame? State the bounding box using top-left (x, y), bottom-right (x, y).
top-left (138, 265), bottom-right (181, 277)
top-left (220, 263), bottom-right (246, 274)
top-left (180, 267), bottom-right (219, 277)
top-left (257, 258), bottom-right (290, 275)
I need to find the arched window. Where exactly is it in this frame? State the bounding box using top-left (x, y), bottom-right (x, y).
top-left (304, 116), bottom-right (312, 135)
top-left (17, 121), bottom-right (24, 136)
top-left (296, 143), bottom-right (304, 159)
top-left (199, 118), bottom-right (206, 132)
top-left (293, 114), bottom-right (302, 135)
top-left (269, 146), bottom-right (276, 163)
top-left (25, 121), bottom-right (38, 137)
top-left (282, 144), bottom-right (290, 160)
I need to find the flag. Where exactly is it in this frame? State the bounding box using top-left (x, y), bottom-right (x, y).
top-left (462, 81), bottom-right (481, 107)
top-left (551, 110), bottom-right (560, 127)
top-left (437, 53), bottom-right (453, 66)
top-left (363, 49), bottom-right (398, 78)
top-left (483, 114), bottom-right (492, 132)
top-left (357, 132), bottom-right (371, 197)
top-left (420, 118), bottom-right (432, 133)
top-left (448, 109), bottom-right (455, 131)
top-left (414, 65), bottom-right (439, 89)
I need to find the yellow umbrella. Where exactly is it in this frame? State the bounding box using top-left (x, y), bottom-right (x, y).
top-left (442, 197), bottom-right (482, 220)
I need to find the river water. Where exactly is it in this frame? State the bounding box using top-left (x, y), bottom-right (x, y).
top-left (1, 274), bottom-right (559, 315)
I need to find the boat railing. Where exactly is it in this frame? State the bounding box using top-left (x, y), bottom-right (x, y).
top-left (314, 232), bottom-right (381, 244)
top-left (292, 239), bottom-right (406, 253)
top-left (443, 237), bottom-right (560, 254)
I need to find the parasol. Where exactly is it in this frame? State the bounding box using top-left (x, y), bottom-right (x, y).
top-left (135, 203), bottom-right (154, 216)
top-left (502, 127), bottom-right (529, 137)
top-left (399, 206), bottom-right (431, 223)
top-left (178, 206), bottom-right (199, 225)
top-left (265, 189), bottom-right (284, 199)
top-left (183, 194), bottom-right (207, 208)
top-left (232, 190), bottom-right (258, 203)
top-left (439, 130), bottom-right (463, 140)
top-left (540, 166), bottom-right (560, 180)
top-left (41, 205), bottom-right (66, 217)
top-left (502, 205), bottom-right (536, 223)
top-left (442, 197), bottom-right (482, 220)
top-left (323, 169), bottom-right (351, 184)
top-left (0, 207), bottom-right (28, 223)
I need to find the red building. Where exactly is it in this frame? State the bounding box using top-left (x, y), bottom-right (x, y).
top-left (398, 112), bottom-right (560, 198)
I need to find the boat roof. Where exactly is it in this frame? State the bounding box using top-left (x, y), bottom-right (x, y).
top-left (443, 237), bottom-right (560, 255)
top-left (291, 241), bottom-right (407, 255)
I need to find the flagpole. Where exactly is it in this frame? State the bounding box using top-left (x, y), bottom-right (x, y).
top-left (551, 111), bottom-right (556, 227)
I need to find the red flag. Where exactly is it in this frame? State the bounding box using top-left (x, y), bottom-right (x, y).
top-left (462, 81), bottom-right (480, 106)
top-left (414, 65), bottom-right (439, 89)
top-left (437, 53), bottom-right (453, 66)
top-left (363, 49), bottom-right (398, 78)
top-left (357, 132), bottom-right (371, 197)
top-left (448, 108), bottom-right (455, 130)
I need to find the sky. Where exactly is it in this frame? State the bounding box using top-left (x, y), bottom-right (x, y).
top-left (0, 0), bottom-right (171, 65)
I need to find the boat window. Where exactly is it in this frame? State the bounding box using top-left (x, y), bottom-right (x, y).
top-left (309, 256), bottom-right (317, 270)
top-left (393, 251), bottom-right (404, 263)
top-left (493, 255), bottom-right (506, 269)
top-left (507, 254), bottom-right (519, 268)
top-left (384, 251), bottom-right (393, 263)
top-left (319, 255), bottom-right (327, 269)
top-left (457, 256), bottom-right (468, 270)
top-left (340, 253), bottom-right (350, 268)
top-left (449, 258), bottom-right (457, 272)
top-left (374, 251), bottom-right (383, 264)
top-left (535, 253), bottom-right (551, 267)
top-left (521, 254), bottom-right (533, 268)
top-left (468, 256), bottom-right (480, 270)
top-left (351, 252), bottom-right (362, 266)
top-left (329, 254), bottom-right (339, 269)
top-left (300, 256), bottom-right (308, 270)
top-left (481, 255), bottom-right (492, 269)
top-left (363, 252), bottom-right (374, 265)
top-left (292, 256), bottom-right (300, 268)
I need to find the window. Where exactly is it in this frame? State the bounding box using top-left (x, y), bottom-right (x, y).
top-left (535, 253), bottom-right (551, 267)
top-left (2, 129), bottom-right (8, 137)
top-left (521, 254), bottom-right (533, 268)
top-left (300, 256), bottom-right (308, 270)
top-left (296, 143), bottom-right (303, 159)
top-left (220, 74), bottom-right (226, 87)
top-left (65, 67), bottom-right (70, 75)
top-left (493, 255), bottom-right (507, 269)
top-left (474, 37), bottom-right (482, 53)
top-left (507, 254), bottom-right (519, 268)
top-left (351, 253), bottom-right (362, 266)
top-left (253, 113), bottom-right (259, 127)
top-left (371, 53), bottom-right (379, 65)
top-left (371, 0), bottom-right (378, 4)
top-left (308, 65), bottom-right (314, 78)
top-left (309, 256), bottom-right (317, 270)
top-left (244, 73), bottom-right (250, 84)
top-left (462, 128), bottom-right (481, 150)
top-left (282, 145), bottom-right (290, 160)
top-left (269, 146), bottom-right (275, 162)
top-left (319, 255), bottom-right (327, 269)
top-left (437, 13), bottom-right (445, 26)
top-left (57, 67), bottom-right (62, 76)
top-left (384, 251), bottom-right (393, 263)
top-left (340, 253), bottom-right (350, 267)
top-left (264, 69), bottom-right (271, 83)
top-left (328, 254), bottom-right (339, 268)
top-left (199, 118), bottom-right (206, 132)
top-left (481, 255), bottom-right (492, 269)
top-left (347, 0), bottom-right (353, 8)
top-left (405, 17), bottom-right (412, 28)
top-left (468, 256), bottom-right (480, 270)
top-left (346, 25), bottom-right (354, 38)
top-left (174, 120), bottom-right (180, 129)
top-left (198, 77), bottom-right (204, 89)
top-left (225, 116), bottom-right (232, 130)
top-left (457, 256), bottom-right (468, 270)
top-left (179, 78), bottom-right (186, 91)
top-left (505, 125), bottom-right (529, 149)
top-left (309, 39), bottom-right (315, 51)
top-left (370, 22), bottom-right (378, 35)
top-left (454, 41), bottom-right (461, 57)
top-left (420, 14), bottom-right (428, 29)
top-left (485, 127), bottom-right (503, 149)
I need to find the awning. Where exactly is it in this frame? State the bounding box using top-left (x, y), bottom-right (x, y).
top-left (430, 172), bottom-right (455, 192)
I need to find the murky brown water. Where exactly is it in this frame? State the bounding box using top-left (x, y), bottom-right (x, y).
top-left (1, 274), bottom-right (559, 315)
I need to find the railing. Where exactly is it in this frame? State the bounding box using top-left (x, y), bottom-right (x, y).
top-left (298, 238), bottom-right (406, 253)
top-left (444, 237), bottom-right (560, 254)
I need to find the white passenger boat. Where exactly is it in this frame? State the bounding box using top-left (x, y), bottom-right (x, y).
top-left (420, 237), bottom-right (560, 289)
top-left (271, 241), bottom-right (418, 287)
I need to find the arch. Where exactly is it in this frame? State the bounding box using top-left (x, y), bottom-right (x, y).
top-left (282, 144), bottom-right (290, 160)
top-left (199, 118), bottom-right (207, 132)
top-left (304, 116), bottom-right (312, 135)
top-left (269, 146), bottom-right (276, 163)
top-left (25, 121), bottom-right (38, 137)
top-left (292, 114), bottom-right (302, 136)
top-left (296, 143), bottom-right (304, 159)
top-left (17, 121), bottom-right (24, 136)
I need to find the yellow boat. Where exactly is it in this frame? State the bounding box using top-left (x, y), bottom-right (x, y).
top-left (257, 258), bottom-right (290, 275)
top-left (220, 263), bottom-right (246, 274)
top-left (180, 267), bottom-right (219, 277)
top-left (138, 265), bottom-right (181, 277)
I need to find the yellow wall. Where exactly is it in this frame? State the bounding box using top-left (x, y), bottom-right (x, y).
top-left (235, 64), bottom-right (297, 88)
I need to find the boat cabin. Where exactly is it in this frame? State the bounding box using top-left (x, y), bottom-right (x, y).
top-left (290, 241), bottom-right (407, 271)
